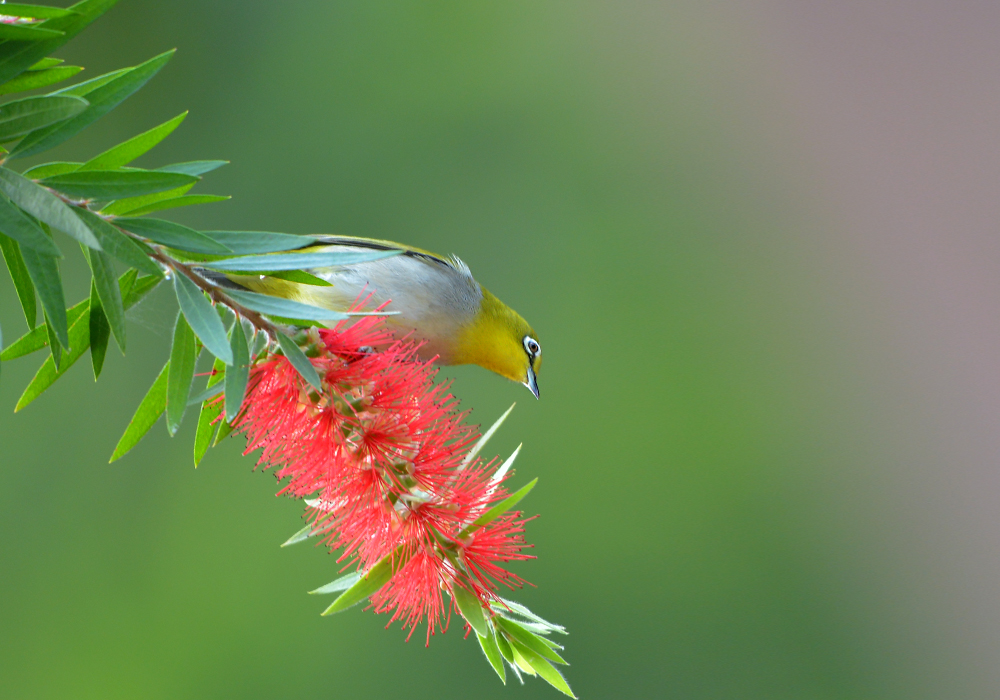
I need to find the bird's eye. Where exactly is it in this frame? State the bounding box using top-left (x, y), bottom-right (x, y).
top-left (523, 336), bottom-right (540, 356)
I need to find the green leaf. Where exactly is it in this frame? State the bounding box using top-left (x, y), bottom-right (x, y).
top-left (0, 94), bottom-right (87, 141)
top-left (0, 191), bottom-right (61, 256)
top-left (478, 626), bottom-right (506, 684)
top-left (173, 272), bottom-right (232, 365)
top-left (99, 182), bottom-right (194, 216)
top-left (83, 246), bottom-right (124, 351)
top-left (282, 522), bottom-right (318, 548)
top-left (165, 311), bottom-right (196, 435)
top-left (1, 296), bottom-right (84, 360)
top-left (88, 277), bottom-right (109, 379)
top-left (119, 193), bottom-right (229, 217)
top-left (11, 48), bottom-right (175, 158)
top-left (266, 269), bottom-right (332, 286)
top-left (211, 417), bottom-right (233, 446)
top-left (0, 267), bottom-right (140, 361)
top-left (22, 160), bottom-right (80, 178)
top-left (0, 24), bottom-right (64, 41)
top-left (0, 4), bottom-right (76, 19)
top-left (43, 310), bottom-right (60, 368)
top-left (452, 583), bottom-right (489, 638)
top-left (53, 67), bottom-right (128, 97)
top-left (110, 359), bottom-right (168, 462)
top-left (224, 319), bottom-right (249, 421)
top-left (460, 403), bottom-right (515, 470)
top-left (0, 230), bottom-right (35, 326)
top-left (504, 639), bottom-right (575, 697)
top-left (28, 58), bottom-right (63, 70)
top-left (275, 331), bottom-right (321, 391)
top-left (157, 160), bottom-right (227, 177)
top-left (490, 598), bottom-right (567, 635)
top-left (80, 111), bottom-right (187, 171)
top-left (72, 207), bottom-right (162, 276)
top-left (494, 617), bottom-right (567, 665)
top-left (0, 0), bottom-right (119, 88)
top-left (193, 356), bottom-right (225, 467)
top-left (322, 549), bottom-right (409, 615)
top-left (0, 65), bottom-right (83, 96)
top-left (462, 478), bottom-right (537, 536)
top-left (489, 444), bottom-right (522, 488)
top-left (309, 571), bottom-right (362, 595)
top-left (40, 170), bottom-right (198, 199)
top-left (115, 217), bottom-right (232, 255)
top-left (200, 248), bottom-right (399, 272)
top-left (19, 240), bottom-right (66, 347)
top-left (223, 289), bottom-right (349, 322)
top-left (202, 231), bottom-right (314, 254)
top-left (0, 167), bottom-right (100, 249)
top-left (14, 303), bottom-right (90, 411)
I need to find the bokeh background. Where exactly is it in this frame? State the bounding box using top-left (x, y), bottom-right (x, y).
top-left (3, 1), bottom-right (1000, 697)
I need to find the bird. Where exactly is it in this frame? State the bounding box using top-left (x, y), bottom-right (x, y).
top-left (206, 236), bottom-right (542, 398)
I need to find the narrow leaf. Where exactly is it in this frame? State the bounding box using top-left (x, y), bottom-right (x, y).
top-left (88, 278), bottom-right (109, 378)
top-left (0, 5), bottom-right (76, 19)
top-left (0, 94), bottom-right (88, 141)
top-left (200, 248), bottom-right (398, 272)
top-left (225, 319), bottom-right (249, 420)
top-left (212, 417), bottom-right (233, 446)
top-left (0, 167), bottom-right (100, 249)
top-left (99, 182), bottom-right (194, 216)
top-left (156, 160), bottom-right (227, 176)
top-left (275, 331), bottom-right (321, 391)
top-left (266, 269), bottom-right (332, 286)
top-left (173, 272), bottom-right (232, 364)
top-left (116, 217), bottom-right (232, 255)
top-left (27, 58), bottom-right (63, 71)
top-left (309, 571), bottom-right (362, 595)
top-left (223, 289), bottom-right (349, 322)
top-left (40, 170), bottom-right (197, 199)
top-left (495, 618), bottom-right (567, 665)
top-left (0, 192), bottom-right (61, 256)
top-left (80, 111), bottom-right (187, 170)
top-left (491, 598), bottom-right (567, 634)
top-left (14, 304), bottom-right (90, 411)
top-left (0, 231), bottom-right (35, 326)
top-left (1, 296), bottom-right (87, 360)
top-left (22, 161), bottom-right (80, 178)
top-left (187, 381), bottom-right (224, 406)
top-left (120, 193), bottom-right (228, 217)
top-left (83, 246), bottom-right (125, 351)
top-left (462, 479), bottom-right (538, 536)
top-left (322, 549), bottom-right (409, 615)
top-left (0, 66), bottom-right (82, 96)
top-left (43, 311), bottom-right (60, 368)
top-left (461, 404), bottom-right (515, 470)
top-left (505, 640), bottom-right (575, 698)
top-left (19, 241), bottom-right (66, 347)
top-left (11, 49), bottom-right (176, 158)
top-left (0, 24), bottom-right (64, 41)
top-left (282, 523), bottom-right (319, 548)
top-left (165, 312), bottom-right (196, 435)
top-left (478, 626), bottom-right (506, 684)
top-left (202, 231), bottom-right (314, 254)
top-left (489, 444), bottom-right (522, 489)
top-left (453, 583), bottom-right (489, 638)
top-left (110, 360), bottom-right (168, 462)
top-left (0, 0), bottom-right (119, 88)
top-left (72, 207), bottom-right (162, 276)
top-left (193, 356), bottom-right (225, 467)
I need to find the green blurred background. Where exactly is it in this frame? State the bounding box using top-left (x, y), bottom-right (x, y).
top-left (4, 1), bottom-right (1000, 698)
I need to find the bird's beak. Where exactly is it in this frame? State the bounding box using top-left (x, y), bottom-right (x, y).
top-left (525, 366), bottom-right (540, 399)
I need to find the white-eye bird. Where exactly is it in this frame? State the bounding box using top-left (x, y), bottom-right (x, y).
top-left (215, 236), bottom-right (542, 398)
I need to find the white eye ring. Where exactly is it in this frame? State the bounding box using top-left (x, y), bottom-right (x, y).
top-left (523, 336), bottom-right (540, 356)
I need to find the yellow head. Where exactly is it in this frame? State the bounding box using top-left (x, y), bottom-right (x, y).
top-left (454, 288), bottom-right (542, 398)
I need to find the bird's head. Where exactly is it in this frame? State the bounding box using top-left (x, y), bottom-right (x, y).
top-left (456, 288), bottom-right (542, 398)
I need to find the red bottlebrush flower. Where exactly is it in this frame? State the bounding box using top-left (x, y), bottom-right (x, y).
top-left (233, 318), bottom-right (533, 643)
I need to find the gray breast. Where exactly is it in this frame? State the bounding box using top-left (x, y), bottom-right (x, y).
top-left (307, 247), bottom-right (482, 363)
